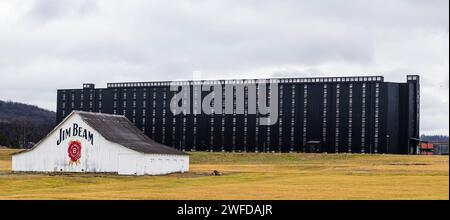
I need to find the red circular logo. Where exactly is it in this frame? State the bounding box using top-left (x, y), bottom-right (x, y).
top-left (68, 140), bottom-right (82, 164)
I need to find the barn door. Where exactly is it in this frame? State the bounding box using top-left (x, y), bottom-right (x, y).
top-left (118, 154), bottom-right (137, 175)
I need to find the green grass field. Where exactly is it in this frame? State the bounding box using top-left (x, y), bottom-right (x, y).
top-left (0, 149), bottom-right (448, 200)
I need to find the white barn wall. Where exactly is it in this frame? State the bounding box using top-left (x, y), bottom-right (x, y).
top-left (116, 154), bottom-right (189, 175)
top-left (142, 154), bottom-right (189, 175)
top-left (12, 113), bottom-right (189, 175)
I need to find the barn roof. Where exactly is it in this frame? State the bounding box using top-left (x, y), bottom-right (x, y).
top-left (75, 111), bottom-right (187, 155)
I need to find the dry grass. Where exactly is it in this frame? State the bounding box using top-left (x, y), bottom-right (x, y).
top-left (0, 149), bottom-right (448, 200)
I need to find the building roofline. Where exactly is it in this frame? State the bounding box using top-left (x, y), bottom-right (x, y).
top-left (105, 75), bottom-right (386, 88)
top-left (55, 75), bottom-right (420, 90)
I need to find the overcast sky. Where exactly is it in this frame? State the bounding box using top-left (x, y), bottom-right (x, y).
top-left (0, 0), bottom-right (448, 135)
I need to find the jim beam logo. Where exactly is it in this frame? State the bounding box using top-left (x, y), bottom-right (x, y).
top-left (68, 140), bottom-right (82, 165)
top-left (56, 123), bottom-right (94, 165)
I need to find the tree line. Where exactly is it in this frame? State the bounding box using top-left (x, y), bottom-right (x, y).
top-left (0, 100), bottom-right (55, 148)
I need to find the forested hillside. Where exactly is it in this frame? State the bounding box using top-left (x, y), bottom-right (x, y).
top-left (0, 100), bottom-right (55, 148)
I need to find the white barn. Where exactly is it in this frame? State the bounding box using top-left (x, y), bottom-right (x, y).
top-left (12, 111), bottom-right (189, 175)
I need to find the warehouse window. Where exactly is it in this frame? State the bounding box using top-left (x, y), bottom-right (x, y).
top-left (255, 120), bottom-right (259, 152)
top-left (335, 84), bottom-right (340, 152)
top-left (162, 126), bottom-right (166, 144)
top-left (151, 124), bottom-right (156, 139)
top-left (290, 85), bottom-right (296, 151)
top-left (210, 118), bottom-right (215, 149)
top-left (193, 86), bottom-right (199, 114)
top-left (279, 86), bottom-right (284, 151)
top-left (193, 117), bottom-right (198, 150)
top-left (322, 84), bottom-right (328, 143)
top-left (361, 83), bottom-right (366, 152)
top-left (233, 116), bottom-right (237, 150)
top-left (172, 119), bottom-right (176, 147)
top-left (348, 84), bottom-right (353, 152)
top-left (279, 103), bottom-right (283, 115)
top-left (303, 85), bottom-right (308, 148)
top-left (278, 118), bottom-right (283, 151)
top-left (220, 117), bottom-right (225, 151)
top-left (374, 83), bottom-right (380, 153)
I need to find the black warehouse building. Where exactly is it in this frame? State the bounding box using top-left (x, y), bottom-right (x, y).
top-left (56, 75), bottom-right (420, 154)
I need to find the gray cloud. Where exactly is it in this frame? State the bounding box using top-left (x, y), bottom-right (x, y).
top-left (27, 0), bottom-right (67, 21)
top-left (27, 0), bottom-right (98, 22)
top-left (0, 0), bottom-right (448, 134)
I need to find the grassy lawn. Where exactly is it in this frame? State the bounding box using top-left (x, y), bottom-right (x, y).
top-left (0, 149), bottom-right (448, 200)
